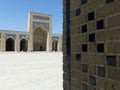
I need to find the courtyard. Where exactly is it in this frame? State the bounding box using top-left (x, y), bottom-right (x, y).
top-left (0, 52), bottom-right (63, 90)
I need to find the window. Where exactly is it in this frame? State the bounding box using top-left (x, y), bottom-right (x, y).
top-left (88, 11), bottom-right (94, 21)
top-left (75, 54), bottom-right (81, 61)
top-left (97, 43), bottom-right (104, 53)
top-left (82, 83), bottom-right (88, 90)
top-left (75, 8), bottom-right (81, 16)
top-left (81, 0), bottom-right (87, 5)
top-left (89, 76), bottom-right (96, 86)
top-left (89, 33), bottom-right (95, 42)
top-left (82, 44), bottom-right (87, 52)
top-left (107, 56), bottom-right (116, 66)
top-left (106, 0), bottom-right (113, 4)
top-left (82, 24), bottom-right (87, 33)
top-left (96, 19), bottom-right (104, 30)
top-left (97, 66), bottom-right (105, 77)
top-left (81, 64), bottom-right (88, 73)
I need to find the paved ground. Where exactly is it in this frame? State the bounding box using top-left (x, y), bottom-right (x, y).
top-left (0, 52), bottom-right (63, 90)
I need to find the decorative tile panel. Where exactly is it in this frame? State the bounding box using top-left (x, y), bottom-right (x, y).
top-left (52, 36), bottom-right (59, 40)
top-left (20, 34), bottom-right (29, 40)
top-left (33, 22), bottom-right (49, 30)
top-left (33, 15), bottom-right (49, 20)
top-left (5, 34), bottom-right (16, 39)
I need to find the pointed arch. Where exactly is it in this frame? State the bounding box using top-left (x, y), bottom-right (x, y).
top-left (33, 26), bottom-right (48, 51)
top-left (52, 39), bottom-right (58, 51)
top-left (20, 39), bottom-right (28, 51)
top-left (6, 38), bottom-right (15, 51)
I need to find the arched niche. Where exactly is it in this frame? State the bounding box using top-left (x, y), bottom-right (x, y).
top-left (20, 39), bottom-right (28, 51)
top-left (52, 39), bottom-right (58, 51)
top-left (6, 38), bottom-right (15, 51)
top-left (33, 26), bottom-right (48, 51)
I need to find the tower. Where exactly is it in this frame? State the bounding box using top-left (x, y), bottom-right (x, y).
top-left (63, 0), bottom-right (120, 90)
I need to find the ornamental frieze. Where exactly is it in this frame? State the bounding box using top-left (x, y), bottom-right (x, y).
top-left (5, 34), bottom-right (16, 39)
top-left (33, 22), bottom-right (49, 31)
top-left (20, 34), bottom-right (29, 40)
top-left (33, 15), bottom-right (49, 20)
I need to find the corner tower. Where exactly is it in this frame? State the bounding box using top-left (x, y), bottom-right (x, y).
top-left (27, 12), bottom-right (52, 51)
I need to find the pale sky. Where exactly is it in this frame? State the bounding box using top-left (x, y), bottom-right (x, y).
top-left (0, 0), bottom-right (63, 34)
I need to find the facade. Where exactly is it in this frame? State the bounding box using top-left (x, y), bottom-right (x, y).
top-left (0, 12), bottom-right (62, 52)
top-left (63, 0), bottom-right (120, 90)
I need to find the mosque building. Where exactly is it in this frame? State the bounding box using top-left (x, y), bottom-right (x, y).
top-left (0, 12), bottom-right (62, 52)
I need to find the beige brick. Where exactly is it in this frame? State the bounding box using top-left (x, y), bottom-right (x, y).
top-left (107, 14), bottom-right (120, 28)
top-left (107, 67), bottom-right (120, 81)
top-left (96, 77), bottom-right (105, 89)
top-left (96, 31), bottom-right (107, 41)
top-left (71, 70), bottom-right (81, 80)
top-left (89, 43), bottom-right (96, 53)
top-left (107, 42), bottom-right (120, 54)
top-left (71, 79), bottom-right (81, 90)
top-left (105, 80), bottom-right (119, 90)
top-left (96, 1), bottom-right (120, 18)
top-left (88, 20), bottom-right (96, 32)
top-left (106, 28), bottom-right (120, 41)
top-left (88, 64), bottom-right (96, 75)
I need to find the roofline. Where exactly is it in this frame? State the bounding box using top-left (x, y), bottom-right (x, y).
top-left (29, 12), bottom-right (52, 16)
top-left (0, 29), bottom-right (29, 33)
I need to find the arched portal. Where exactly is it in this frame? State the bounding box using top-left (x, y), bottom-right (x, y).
top-left (20, 39), bottom-right (28, 51)
top-left (52, 40), bottom-right (58, 51)
top-left (33, 27), bottom-right (47, 51)
top-left (6, 38), bottom-right (15, 51)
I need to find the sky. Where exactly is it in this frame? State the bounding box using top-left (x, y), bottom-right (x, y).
top-left (0, 0), bottom-right (63, 34)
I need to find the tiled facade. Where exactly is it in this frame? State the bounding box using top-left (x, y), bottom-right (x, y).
top-left (63, 0), bottom-right (120, 90)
